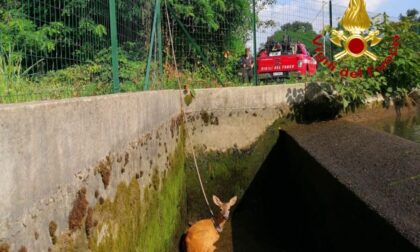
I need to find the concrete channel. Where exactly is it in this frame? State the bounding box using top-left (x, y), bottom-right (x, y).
top-left (227, 120), bottom-right (419, 251)
top-left (0, 84), bottom-right (418, 251)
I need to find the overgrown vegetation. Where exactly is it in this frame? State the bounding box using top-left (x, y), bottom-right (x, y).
top-left (0, 1), bottom-right (418, 108)
top-left (316, 10), bottom-right (420, 110)
top-left (0, 0), bottom-right (272, 103)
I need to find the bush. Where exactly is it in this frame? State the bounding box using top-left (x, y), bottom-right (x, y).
top-left (317, 12), bottom-right (420, 110)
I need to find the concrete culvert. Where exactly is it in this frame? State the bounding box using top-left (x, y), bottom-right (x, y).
top-left (186, 120), bottom-right (419, 251)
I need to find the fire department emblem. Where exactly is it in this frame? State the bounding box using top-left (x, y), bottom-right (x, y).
top-left (330, 0), bottom-right (382, 60)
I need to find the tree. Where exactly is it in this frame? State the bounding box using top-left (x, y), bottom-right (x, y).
top-left (264, 21), bottom-right (317, 53)
top-left (320, 11), bottom-right (420, 110)
top-left (378, 12), bottom-right (420, 101)
top-left (400, 9), bottom-right (419, 21)
top-left (170, 0), bottom-right (274, 67)
top-left (281, 21), bottom-right (314, 33)
top-left (0, 6), bottom-right (62, 79)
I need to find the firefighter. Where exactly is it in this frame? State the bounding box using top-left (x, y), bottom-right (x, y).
top-left (241, 48), bottom-right (254, 83)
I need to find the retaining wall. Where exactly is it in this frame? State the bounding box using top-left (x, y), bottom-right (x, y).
top-left (0, 84), bottom-right (304, 251)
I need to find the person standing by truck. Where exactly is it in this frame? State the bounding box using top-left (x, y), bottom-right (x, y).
top-left (241, 48), bottom-right (254, 83)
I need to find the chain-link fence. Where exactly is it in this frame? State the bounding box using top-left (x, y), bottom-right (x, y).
top-left (0, 0), bottom-right (401, 104)
top-left (0, 0), bottom-right (154, 103)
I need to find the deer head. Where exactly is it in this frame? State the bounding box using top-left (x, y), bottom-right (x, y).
top-left (212, 195), bottom-right (237, 220)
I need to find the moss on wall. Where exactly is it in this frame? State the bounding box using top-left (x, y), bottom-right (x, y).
top-left (47, 114), bottom-right (289, 251)
top-left (88, 132), bottom-right (186, 252)
top-left (50, 126), bottom-right (186, 252)
top-left (186, 118), bottom-right (291, 220)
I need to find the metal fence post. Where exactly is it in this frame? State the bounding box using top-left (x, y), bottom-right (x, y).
top-left (329, 0), bottom-right (333, 58)
top-left (109, 0), bottom-right (120, 93)
top-left (144, 0), bottom-right (161, 90)
top-left (168, 5), bottom-right (224, 86)
top-left (252, 0), bottom-right (258, 85)
top-left (157, 3), bottom-right (163, 76)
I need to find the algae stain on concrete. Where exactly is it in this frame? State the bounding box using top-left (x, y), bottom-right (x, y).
top-left (96, 158), bottom-right (112, 189)
top-left (186, 118), bottom-right (291, 220)
top-left (88, 130), bottom-right (186, 252)
top-left (0, 243), bottom-right (10, 252)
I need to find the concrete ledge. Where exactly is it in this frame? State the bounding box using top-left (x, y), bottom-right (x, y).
top-left (185, 84), bottom-right (305, 113)
top-left (184, 84), bottom-right (305, 151)
top-left (281, 121), bottom-right (420, 250)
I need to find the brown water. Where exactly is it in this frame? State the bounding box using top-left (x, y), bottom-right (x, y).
top-left (211, 107), bottom-right (420, 251)
top-left (365, 107), bottom-right (420, 144)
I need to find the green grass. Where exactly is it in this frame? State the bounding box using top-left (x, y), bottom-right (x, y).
top-left (0, 56), bottom-right (309, 105)
top-left (0, 66), bottom-right (225, 104)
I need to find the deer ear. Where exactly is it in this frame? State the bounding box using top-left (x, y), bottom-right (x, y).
top-left (229, 196), bottom-right (238, 206)
top-left (213, 195), bottom-right (222, 207)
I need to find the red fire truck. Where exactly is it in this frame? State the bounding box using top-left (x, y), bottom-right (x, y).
top-left (256, 41), bottom-right (317, 82)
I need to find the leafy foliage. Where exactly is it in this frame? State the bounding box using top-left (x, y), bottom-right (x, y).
top-left (171, 0), bottom-right (258, 67)
top-left (0, 6), bottom-right (62, 93)
top-left (264, 21), bottom-right (318, 53)
top-left (281, 21), bottom-right (314, 33)
top-left (378, 11), bottom-right (420, 101)
top-left (318, 10), bottom-right (420, 110)
top-left (0, 9), bottom-right (61, 54)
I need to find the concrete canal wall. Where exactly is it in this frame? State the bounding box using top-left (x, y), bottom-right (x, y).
top-left (0, 84), bottom-right (304, 251)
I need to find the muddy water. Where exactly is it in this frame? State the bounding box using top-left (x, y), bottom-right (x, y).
top-left (364, 107), bottom-right (420, 144)
top-left (213, 107), bottom-right (420, 252)
top-left (192, 108), bottom-right (420, 252)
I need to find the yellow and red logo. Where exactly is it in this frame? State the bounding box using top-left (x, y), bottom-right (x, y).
top-left (330, 0), bottom-right (382, 60)
top-left (312, 0), bottom-right (400, 78)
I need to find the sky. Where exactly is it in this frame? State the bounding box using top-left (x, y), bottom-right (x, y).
top-left (249, 0), bottom-right (420, 48)
top-left (337, 0), bottom-right (420, 17)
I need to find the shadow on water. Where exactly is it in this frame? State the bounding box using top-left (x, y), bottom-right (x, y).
top-left (229, 139), bottom-right (291, 252)
top-left (229, 132), bottom-right (419, 252)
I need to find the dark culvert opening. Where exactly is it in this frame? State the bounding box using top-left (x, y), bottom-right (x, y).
top-left (229, 130), bottom-right (418, 252)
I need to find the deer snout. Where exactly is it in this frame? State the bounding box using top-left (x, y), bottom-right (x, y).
top-left (220, 210), bottom-right (230, 220)
top-left (222, 210), bottom-right (230, 219)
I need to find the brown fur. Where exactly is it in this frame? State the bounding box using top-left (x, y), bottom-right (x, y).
top-left (185, 195), bottom-right (237, 252)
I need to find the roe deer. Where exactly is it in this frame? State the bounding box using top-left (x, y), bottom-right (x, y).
top-left (185, 195), bottom-right (237, 252)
